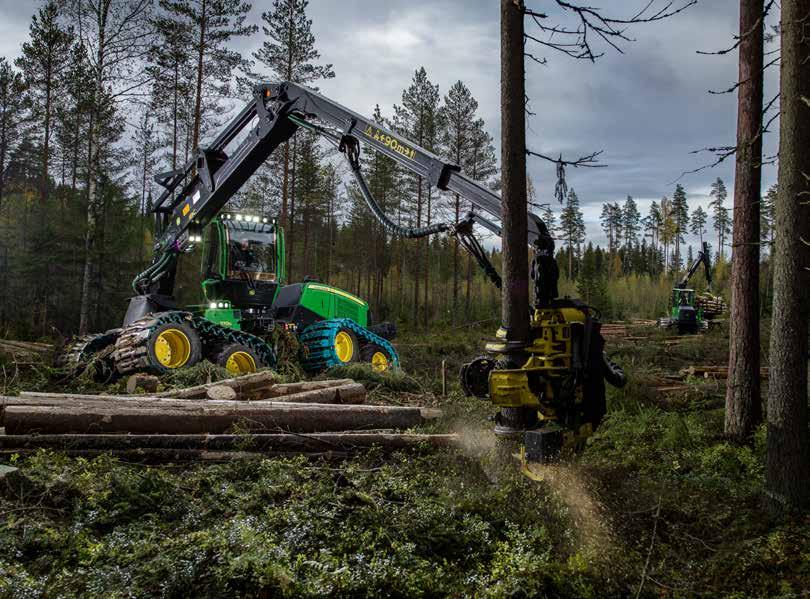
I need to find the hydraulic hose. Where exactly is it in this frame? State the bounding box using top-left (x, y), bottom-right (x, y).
top-left (131, 251), bottom-right (173, 293)
top-left (342, 137), bottom-right (450, 239)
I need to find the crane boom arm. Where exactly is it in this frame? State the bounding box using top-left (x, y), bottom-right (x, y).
top-left (139, 81), bottom-right (551, 295)
top-left (676, 241), bottom-right (713, 289)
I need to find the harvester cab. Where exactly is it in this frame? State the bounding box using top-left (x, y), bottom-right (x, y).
top-left (201, 212), bottom-right (283, 333)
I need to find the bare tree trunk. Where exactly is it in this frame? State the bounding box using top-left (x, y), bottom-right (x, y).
top-left (79, 3), bottom-right (108, 335)
top-left (725, 0), bottom-right (764, 440)
top-left (500, 0), bottom-right (529, 345)
top-left (413, 178), bottom-right (422, 327)
top-left (766, 0), bottom-right (810, 513)
top-left (191, 0), bottom-right (206, 156)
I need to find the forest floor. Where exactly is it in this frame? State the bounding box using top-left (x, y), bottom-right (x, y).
top-left (0, 321), bottom-right (808, 598)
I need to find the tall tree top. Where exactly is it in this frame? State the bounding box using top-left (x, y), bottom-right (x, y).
top-left (253, 0), bottom-right (334, 85)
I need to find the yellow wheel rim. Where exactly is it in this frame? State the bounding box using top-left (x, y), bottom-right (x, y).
top-left (334, 331), bottom-right (354, 363)
top-left (225, 350), bottom-right (256, 375)
top-left (154, 328), bottom-right (192, 369)
top-left (371, 351), bottom-right (389, 372)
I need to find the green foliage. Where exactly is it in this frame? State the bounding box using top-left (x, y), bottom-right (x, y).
top-left (0, 450), bottom-right (620, 598)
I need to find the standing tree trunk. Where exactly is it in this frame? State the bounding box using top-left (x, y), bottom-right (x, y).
top-left (191, 0), bottom-right (206, 156)
top-left (725, 0), bottom-right (764, 440)
top-left (766, 0), bottom-right (810, 513)
top-left (500, 0), bottom-right (529, 346)
top-left (78, 3), bottom-right (108, 335)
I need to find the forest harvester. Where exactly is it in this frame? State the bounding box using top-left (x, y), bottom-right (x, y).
top-left (658, 241), bottom-right (726, 333)
top-left (59, 81), bottom-right (625, 460)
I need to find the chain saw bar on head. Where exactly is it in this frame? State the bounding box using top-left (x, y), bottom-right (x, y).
top-left (135, 81), bottom-right (557, 302)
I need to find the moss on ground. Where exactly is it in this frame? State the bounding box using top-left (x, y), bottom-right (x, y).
top-left (1, 321), bottom-right (807, 597)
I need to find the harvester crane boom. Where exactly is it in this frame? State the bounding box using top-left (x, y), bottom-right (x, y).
top-left (676, 241), bottom-right (713, 290)
top-left (138, 82), bottom-right (555, 302)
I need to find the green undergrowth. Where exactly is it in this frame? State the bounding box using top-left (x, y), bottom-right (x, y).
top-left (582, 405), bottom-right (809, 597)
top-left (0, 449), bottom-right (627, 598)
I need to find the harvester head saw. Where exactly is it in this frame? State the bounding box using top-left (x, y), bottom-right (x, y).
top-left (460, 299), bottom-right (626, 463)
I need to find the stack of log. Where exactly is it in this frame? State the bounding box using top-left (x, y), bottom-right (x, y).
top-left (695, 293), bottom-right (727, 319)
top-left (0, 372), bottom-right (454, 460)
top-left (680, 365), bottom-right (770, 380)
top-left (600, 324), bottom-right (628, 338)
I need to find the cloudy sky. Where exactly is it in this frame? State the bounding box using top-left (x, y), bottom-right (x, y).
top-left (0, 0), bottom-right (780, 249)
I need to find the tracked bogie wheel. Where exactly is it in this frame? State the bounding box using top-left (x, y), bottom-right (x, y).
top-left (360, 343), bottom-right (394, 373)
top-left (298, 318), bottom-right (400, 373)
top-left (113, 315), bottom-right (202, 376)
top-left (214, 342), bottom-right (263, 375)
top-left (55, 329), bottom-right (121, 380)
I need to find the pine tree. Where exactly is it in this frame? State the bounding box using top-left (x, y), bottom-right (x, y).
top-left (251, 0), bottom-right (334, 239)
top-left (15, 0), bottom-right (73, 204)
top-left (690, 205), bottom-right (708, 245)
top-left (559, 188), bottom-right (585, 279)
top-left (0, 58), bottom-right (26, 208)
top-left (659, 196), bottom-right (675, 272)
top-left (577, 242), bottom-right (609, 311)
top-left (622, 195), bottom-right (641, 250)
top-left (162, 0), bottom-right (256, 157)
top-left (150, 4), bottom-right (195, 170)
top-left (709, 177), bottom-right (731, 260)
top-left (671, 184), bottom-right (689, 272)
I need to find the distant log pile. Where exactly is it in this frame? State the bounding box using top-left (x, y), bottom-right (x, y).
top-left (0, 374), bottom-right (452, 460)
top-left (695, 294), bottom-right (727, 319)
top-left (680, 365), bottom-right (769, 380)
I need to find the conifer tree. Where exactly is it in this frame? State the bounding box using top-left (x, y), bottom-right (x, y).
top-left (435, 78), bottom-right (476, 318)
top-left (622, 195), bottom-right (641, 250)
top-left (251, 0), bottom-right (334, 240)
top-left (0, 58), bottom-right (26, 209)
top-left (394, 68), bottom-right (440, 324)
top-left (671, 183), bottom-right (689, 272)
top-left (15, 0), bottom-right (73, 204)
top-left (709, 177), bottom-right (731, 260)
top-left (690, 205), bottom-right (708, 245)
top-left (150, 4), bottom-right (195, 170)
top-left (559, 188), bottom-right (585, 279)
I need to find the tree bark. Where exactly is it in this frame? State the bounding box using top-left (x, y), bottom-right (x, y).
top-left (191, 0), bottom-right (206, 156)
top-left (766, 0), bottom-right (810, 513)
top-left (2, 403), bottom-right (439, 435)
top-left (725, 0), bottom-right (764, 440)
top-left (500, 0), bottom-right (529, 345)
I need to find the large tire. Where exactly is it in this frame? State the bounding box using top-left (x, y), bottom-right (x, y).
top-left (214, 343), bottom-right (264, 375)
top-left (115, 317), bottom-right (202, 375)
top-left (360, 343), bottom-right (394, 373)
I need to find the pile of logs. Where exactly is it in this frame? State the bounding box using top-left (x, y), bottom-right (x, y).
top-left (695, 293), bottom-right (727, 319)
top-left (0, 372), bottom-right (454, 460)
top-left (680, 365), bottom-right (770, 380)
top-left (600, 324), bottom-right (628, 338)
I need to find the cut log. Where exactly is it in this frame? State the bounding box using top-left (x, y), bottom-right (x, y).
top-left (206, 385), bottom-right (237, 401)
top-left (2, 403), bottom-right (440, 435)
top-left (263, 379), bottom-right (355, 397)
top-left (0, 449), bottom-right (348, 462)
top-left (0, 432), bottom-right (458, 452)
top-left (15, 382), bottom-right (366, 407)
top-left (155, 370), bottom-right (277, 399)
top-left (256, 383), bottom-right (366, 404)
top-left (126, 374), bottom-right (160, 394)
